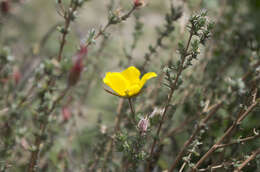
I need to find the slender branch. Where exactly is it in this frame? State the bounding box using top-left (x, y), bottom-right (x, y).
top-left (190, 89), bottom-right (259, 172)
top-left (198, 162), bottom-right (234, 172)
top-left (40, 22), bottom-right (63, 52)
top-left (86, 5), bottom-right (137, 47)
top-left (168, 101), bottom-right (223, 172)
top-left (28, 87), bottom-right (70, 172)
top-left (27, 5), bottom-right (138, 170)
top-left (27, 123), bottom-right (47, 172)
top-left (165, 115), bottom-right (197, 138)
top-left (179, 153), bottom-right (192, 172)
top-left (145, 31), bottom-right (193, 172)
top-left (196, 131), bottom-right (260, 171)
top-left (140, 6), bottom-right (181, 71)
top-left (149, 32), bottom-right (193, 156)
top-left (81, 37), bottom-right (108, 102)
top-left (16, 5), bottom-right (137, 110)
top-left (216, 133), bottom-right (260, 149)
top-left (57, 3), bottom-right (78, 61)
top-left (26, 3), bottom-right (79, 168)
top-left (234, 148), bottom-right (260, 172)
top-left (128, 98), bottom-right (135, 116)
top-left (164, 100), bottom-right (220, 139)
top-left (121, 5), bottom-right (137, 21)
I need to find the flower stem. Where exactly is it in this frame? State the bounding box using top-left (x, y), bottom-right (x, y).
top-left (128, 98), bottom-right (136, 122)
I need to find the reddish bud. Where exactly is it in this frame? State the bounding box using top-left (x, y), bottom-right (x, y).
top-left (68, 44), bottom-right (88, 86)
top-left (138, 117), bottom-right (149, 135)
top-left (13, 67), bottom-right (21, 85)
top-left (1, 0), bottom-right (10, 14)
top-left (134, 0), bottom-right (145, 7)
top-left (62, 107), bottom-right (71, 122)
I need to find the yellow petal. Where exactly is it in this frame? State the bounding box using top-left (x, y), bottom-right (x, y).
top-left (126, 84), bottom-right (142, 97)
top-left (121, 66), bottom-right (141, 84)
top-left (103, 72), bottom-right (129, 96)
top-left (140, 72), bottom-right (157, 87)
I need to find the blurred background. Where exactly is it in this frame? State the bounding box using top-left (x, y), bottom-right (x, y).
top-left (1, 0), bottom-right (260, 171)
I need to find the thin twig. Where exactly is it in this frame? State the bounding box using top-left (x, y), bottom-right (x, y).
top-left (196, 131), bottom-right (260, 171)
top-left (28, 87), bottom-right (70, 172)
top-left (128, 98), bottom-right (135, 116)
top-left (216, 133), bottom-right (260, 149)
top-left (190, 89), bottom-right (259, 172)
top-left (57, 3), bottom-right (78, 61)
top-left (234, 148), bottom-right (260, 172)
top-left (168, 101), bottom-right (223, 172)
top-left (86, 5), bottom-right (137, 48)
top-left (147, 32), bottom-right (193, 171)
top-left (179, 153), bottom-right (192, 172)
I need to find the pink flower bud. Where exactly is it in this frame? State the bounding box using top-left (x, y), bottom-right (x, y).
top-left (62, 107), bottom-right (71, 122)
top-left (68, 44), bottom-right (87, 86)
top-left (134, 0), bottom-right (145, 7)
top-left (138, 117), bottom-right (149, 135)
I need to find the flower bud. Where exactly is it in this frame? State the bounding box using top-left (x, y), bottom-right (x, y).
top-left (13, 67), bottom-right (21, 85)
top-left (68, 44), bottom-right (87, 87)
top-left (134, 0), bottom-right (145, 7)
top-left (138, 116), bottom-right (149, 135)
top-left (62, 107), bottom-right (71, 122)
top-left (1, 0), bottom-right (10, 14)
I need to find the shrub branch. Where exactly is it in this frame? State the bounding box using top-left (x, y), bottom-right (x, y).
top-left (190, 88), bottom-right (259, 172)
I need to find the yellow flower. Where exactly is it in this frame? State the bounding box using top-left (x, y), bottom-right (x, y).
top-left (103, 66), bottom-right (157, 98)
